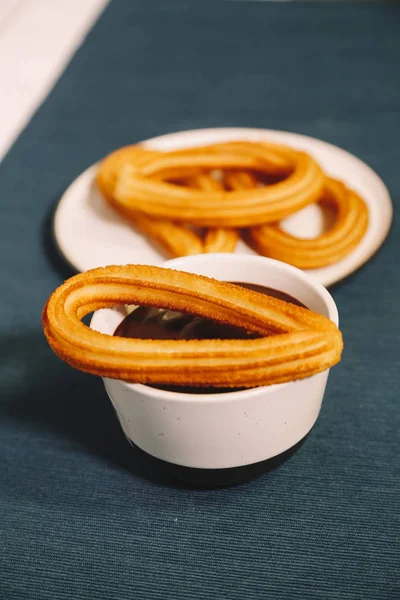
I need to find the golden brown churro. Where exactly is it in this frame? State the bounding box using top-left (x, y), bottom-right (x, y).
top-left (96, 139), bottom-right (368, 267)
top-left (97, 145), bottom-right (203, 257)
top-left (226, 171), bottom-right (369, 269)
top-left (248, 180), bottom-right (369, 269)
top-left (42, 265), bottom-right (343, 388)
top-left (203, 227), bottom-right (239, 253)
top-left (188, 172), bottom-right (239, 253)
top-left (113, 142), bottom-right (324, 227)
top-left (97, 147), bottom-right (240, 256)
top-left (97, 145), bottom-right (156, 200)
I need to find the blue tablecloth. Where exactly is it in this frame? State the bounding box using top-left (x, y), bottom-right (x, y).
top-left (1, 2), bottom-right (399, 598)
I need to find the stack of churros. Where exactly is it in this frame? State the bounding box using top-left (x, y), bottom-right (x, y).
top-left (96, 140), bottom-right (368, 269)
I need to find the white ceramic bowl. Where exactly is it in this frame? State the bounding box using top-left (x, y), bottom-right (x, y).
top-left (90, 254), bottom-right (339, 470)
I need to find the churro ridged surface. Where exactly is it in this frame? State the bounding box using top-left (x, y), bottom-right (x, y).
top-left (96, 140), bottom-right (368, 269)
top-left (42, 265), bottom-right (343, 388)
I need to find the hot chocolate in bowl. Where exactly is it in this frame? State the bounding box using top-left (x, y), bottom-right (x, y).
top-left (90, 254), bottom-right (339, 486)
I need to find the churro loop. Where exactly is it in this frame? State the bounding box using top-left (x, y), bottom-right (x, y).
top-left (98, 148), bottom-right (239, 256)
top-left (96, 141), bottom-right (368, 265)
top-left (248, 180), bottom-right (368, 268)
top-left (42, 265), bottom-right (343, 388)
top-left (97, 145), bottom-right (157, 200)
top-left (132, 141), bottom-right (292, 179)
top-left (113, 142), bottom-right (325, 227)
top-left (225, 171), bottom-right (369, 269)
top-left (97, 146), bottom-right (204, 257)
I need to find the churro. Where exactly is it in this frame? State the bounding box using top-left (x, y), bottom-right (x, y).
top-left (113, 142), bottom-right (325, 227)
top-left (42, 265), bottom-right (343, 388)
top-left (187, 172), bottom-right (239, 253)
top-left (96, 139), bottom-right (368, 267)
top-left (248, 180), bottom-right (368, 269)
top-left (226, 171), bottom-right (369, 269)
top-left (97, 145), bottom-right (204, 257)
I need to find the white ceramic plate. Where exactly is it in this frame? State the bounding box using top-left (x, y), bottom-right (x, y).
top-left (53, 128), bottom-right (393, 286)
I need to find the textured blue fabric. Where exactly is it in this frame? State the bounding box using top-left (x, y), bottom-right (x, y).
top-left (1, 2), bottom-right (399, 599)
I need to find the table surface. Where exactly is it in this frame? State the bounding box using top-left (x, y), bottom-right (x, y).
top-left (0, 2), bottom-right (399, 599)
top-left (0, 0), bottom-right (107, 160)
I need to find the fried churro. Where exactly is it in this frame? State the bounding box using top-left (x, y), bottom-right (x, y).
top-left (248, 180), bottom-right (369, 269)
top-left (96, 139), bottom-right (368, 267)
top-left (113, 142), bottom-right (325, 227)
top-left (42, 265), bottom-right (343, 388)
top-left (226, 171), bottom-right (369, 269)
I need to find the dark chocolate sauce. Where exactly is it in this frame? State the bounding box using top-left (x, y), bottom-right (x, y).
top-left (114, 282), bottom-right (305, 394)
